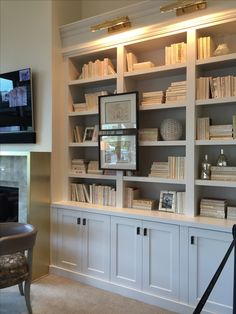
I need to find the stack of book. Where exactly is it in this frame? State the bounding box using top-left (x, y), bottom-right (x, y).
top-left (84, 91), bottom-right (108, 111)
top-left (79, 58), bottom-right (115, 79)
top-left (149, 161), bottom-right (169, 178)
top-left (168, 156), bottom-right (185, 180)
top-left (196, 76), bottom-right (211, 100)
top-left (71, 159), bottom-right (88, 174)
top-left (141, 91), bottom-right (165, 105)
top-left (233, 115), bottom-right (236, 139)
top-left (211, 166), bottom-right (236, 181)
top-left (197, 75), bottom-right (236, 100)
top-left (139, 128), bottom-right (159, 141)
top-left (73, 91), bottom-right (108, 112)
top-left (90, 184), bottom-right (116, 206)
top-left (209, 124), bottom-right (233, 140)
top-left (132, 198), bottom-right (157, 210)
top-left (71, 183), bottom-right (116, 206)
top-left (196, 117), bottom-right (210, 140)
top-left (126, 52), bottom-right (138, 72)
top-left (197, 36), bottom-right (215, 59)
top-left (133, 61), bottom-right (155, 71)
top-left (71, 183), bottom-right (90, 203)
top-left (227, 206), bottom-right (236, 220)
top-left (73, 125), bottom-right (85, 142)
top-left (176, 191), bottom-right (186, 214)
top-left (125, 187), bottom-right (140, 208)
top-left (200, 198), bottom-right (227, 219)
top-left (87, 160), bottom-right (103, 175)
top-left (165, 81), bottom-right (186, 102)
top-left (165, 42), bottom-right (187, 65)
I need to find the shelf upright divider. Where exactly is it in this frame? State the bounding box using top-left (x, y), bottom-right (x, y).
top-left (185, 28), bottom-right (197, 216)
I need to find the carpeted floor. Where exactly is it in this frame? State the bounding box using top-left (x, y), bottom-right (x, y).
top-left (0, 274), bottom-right (176, 314)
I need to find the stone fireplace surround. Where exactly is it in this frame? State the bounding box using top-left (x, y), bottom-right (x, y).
top-left (0, 151), bottom-right (51, 279)
top-left (0, 154), bottom-right (28, 223)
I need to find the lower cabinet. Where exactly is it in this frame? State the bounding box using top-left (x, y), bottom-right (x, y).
top-left (110, 216), bottom-right (180, 300)
top-left (57, 208), bottom-right (110, 280)
top-left (188, 227), bottom-right (233, 314)
top-left (51, 206), bottom-right (234, 313)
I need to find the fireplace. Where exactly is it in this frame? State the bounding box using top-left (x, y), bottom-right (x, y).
top-left (0, 186), bottom-right (19, 222)
top-left (0, 154), bottom-right (28, 223)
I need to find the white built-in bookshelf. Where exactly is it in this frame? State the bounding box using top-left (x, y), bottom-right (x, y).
top-left (62, 12), bottom-right (236, 220)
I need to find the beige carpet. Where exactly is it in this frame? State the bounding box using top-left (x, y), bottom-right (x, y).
top-left (0, 274), bottom-right (176, 314)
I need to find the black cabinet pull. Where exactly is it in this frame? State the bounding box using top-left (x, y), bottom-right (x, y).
top-left (82, 218), bottom-right (86, 226)
top-left (143, 228), bottom-right (147, 236)
top-left (137, 227), bottom-right (140, 235)
top-left (77, 217), bottom-right (81, 225)
top-left (191, 236), bottom-right (194, 245)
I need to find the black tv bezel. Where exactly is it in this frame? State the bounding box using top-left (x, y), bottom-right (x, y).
top-left (0, 67), bottom-right (36, 144)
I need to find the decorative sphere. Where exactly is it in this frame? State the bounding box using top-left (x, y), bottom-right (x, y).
top-left (160, 118), bottom-right (183, 141)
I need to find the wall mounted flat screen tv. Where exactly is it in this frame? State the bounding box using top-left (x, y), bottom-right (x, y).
top-left (0, 68), bottom-right (36, 143)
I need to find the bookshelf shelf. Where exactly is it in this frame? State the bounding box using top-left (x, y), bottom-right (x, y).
top-left (196, 96), bottom-right (236, 106)
top-left (139, 140), bottom-right (186, 146)
top-left (68, 74), bottom-right (117, 86)
top-left (68, 173), bottom-right (117, 180)
top-left (68, 110), bottom-right (98, 117)
top-left (140, 102), bottom-right (187, 111)
top-left (69, 142), bottom-right (98, 147)
top-left (196, 52), bottom-right (236, 67)
top-left (124, 63), bottom-right (186, 80)
top-left (195, 179), bottom-right (236, 188)
top-left (124, 176), bottom-right (185, 184)
top-left (195, 139), bottom-right (236, 146)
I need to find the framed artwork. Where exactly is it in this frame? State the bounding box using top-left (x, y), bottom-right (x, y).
top-left (83, 127), bottom-right (94, 142)
top-left (159, 190), bottom-right (176, 212)
top-left (99, 134), bottom-right (137, 170)
top-left (99, 91), bottom-right (138, 130)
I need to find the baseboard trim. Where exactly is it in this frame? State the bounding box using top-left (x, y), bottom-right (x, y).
top-left (49, 265), bottom-right (194, 314)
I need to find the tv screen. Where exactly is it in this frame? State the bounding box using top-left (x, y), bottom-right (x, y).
top-left (0, 68), bottom-right (36, 143)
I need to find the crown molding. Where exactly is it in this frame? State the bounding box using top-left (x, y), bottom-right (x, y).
top-left (60, 0), bottom-right (236, 58)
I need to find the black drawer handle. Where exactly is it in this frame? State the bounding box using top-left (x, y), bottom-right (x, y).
top-left (143, 228), bottom-right (148, 236)
top-left (77, 217), bottom-right (81, 225)
top-left (83, 218), bottom-right (86, 226)
top-left (191, 236), bottom-right (194, 245)
top-left (137, 227), bottom-right (140, 235)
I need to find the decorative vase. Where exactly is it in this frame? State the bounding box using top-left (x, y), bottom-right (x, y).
top-left (160, 118), bottom-right (183, 141)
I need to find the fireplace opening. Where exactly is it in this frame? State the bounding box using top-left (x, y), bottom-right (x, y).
top-left (0, 186), bottom-right (19, 222)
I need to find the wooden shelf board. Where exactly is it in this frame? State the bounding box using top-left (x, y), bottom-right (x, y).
top-left (68, 110), bottom-right (98, 116)
top-left (195, 139), bottom-right (236, 145)
top-left (124, 63), bottom-right (186, 79)
top-left (196, 52), bottom-right (236, 66)
top-left (68, 74), bottom-right (117, 86)
top-left (139, 140), bottom-right (186, 146)
top-left (196, 96), bottom-right (236, 106)
top-left (140, 102), bottom-right (186, 110)
top-left (69, 142), bottom-right (98, 147)
top-left (195, 179), bottom-right (236, 188)
top-left (124, 176), bottom-right (185, 184)
top-left (68, 173), bottom-right (116, 180)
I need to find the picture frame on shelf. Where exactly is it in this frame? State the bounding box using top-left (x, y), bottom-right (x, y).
top-left (99, 91), bottom-right (138, 130)
top-left (83, 127), bottom-right (94, 142)
top-left (99, 134), bottom-right (138, 170)
top-left (159, 190), bottom-right (176, 212)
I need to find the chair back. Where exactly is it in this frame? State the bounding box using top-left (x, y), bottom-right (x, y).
top-left (0, 222), bottom-right (37, 255)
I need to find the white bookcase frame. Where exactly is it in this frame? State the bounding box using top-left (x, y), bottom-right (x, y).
top-left (57, 2), bottom-right (236, 221)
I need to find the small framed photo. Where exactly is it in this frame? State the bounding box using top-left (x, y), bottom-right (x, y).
top-left (83, 127), bottom-right (94, 142)
top-left (159, 191), bottom-right (176, 212)
top-left (99, 134), bottom-right (138, 170)
top-left (99, 91), bottom-right (138, 130)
